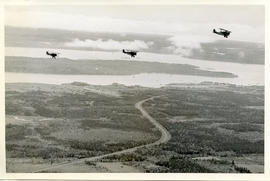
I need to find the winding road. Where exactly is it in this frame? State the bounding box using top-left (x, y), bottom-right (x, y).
top-left (33, 96), bottom-right (171, 173)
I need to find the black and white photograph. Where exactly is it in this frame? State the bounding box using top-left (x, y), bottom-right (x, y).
top-left (1, 0), bottom-right (269, 180)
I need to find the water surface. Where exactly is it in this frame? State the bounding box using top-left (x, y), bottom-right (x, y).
top-left (5, 47), bottom-right (264, 87)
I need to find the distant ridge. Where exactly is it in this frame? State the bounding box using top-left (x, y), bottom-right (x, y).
top-left (186, 40), bottom-right (264, 64)
top-left (5, 26), bottom-right (264, 64)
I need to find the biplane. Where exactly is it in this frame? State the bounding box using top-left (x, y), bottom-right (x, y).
top-left (46, 51), bottom-right (60, 59)
top-left (122, 49), bottom-right (138, 57)
top-left (213, 28), bottom-right (231, 38)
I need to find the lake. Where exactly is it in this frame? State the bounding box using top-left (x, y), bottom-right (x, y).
top-left (5, 47), bottom-right (264, 87)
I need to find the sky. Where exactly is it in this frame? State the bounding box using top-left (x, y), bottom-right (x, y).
top-left (5, 5), bottom-right (265, 53)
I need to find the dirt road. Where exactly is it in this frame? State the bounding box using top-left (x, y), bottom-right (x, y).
top-left (135, 96), bottom-right (171, 145)
top-left (33, 96), bottom-right (171, 173)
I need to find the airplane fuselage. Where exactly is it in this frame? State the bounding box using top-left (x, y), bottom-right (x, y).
top-left (213, 29), bottom-right (230, 38)
top-left (122, 49), bottom-right (137, 57)
top-left (46, 51), bottom-right (58, 59)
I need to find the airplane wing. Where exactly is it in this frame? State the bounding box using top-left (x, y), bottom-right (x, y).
top-left (126, 50), bottom-right (138, 53)
top-left (219, 28), bottom-right (231, 32)
top-left (48, 51), bottom-right (60, 54)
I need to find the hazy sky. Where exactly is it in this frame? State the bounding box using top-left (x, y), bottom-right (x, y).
top-left (5, 5), bottom-right (265, 25)
top-left (5, 5), bottom-right (265, 52)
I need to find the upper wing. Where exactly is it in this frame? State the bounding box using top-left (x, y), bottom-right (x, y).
top-left (220, 28), bottom-right (231, 32)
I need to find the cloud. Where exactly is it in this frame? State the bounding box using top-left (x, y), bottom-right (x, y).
top-left (5, 11), bottom-right (186, 35)
top-left (5, 8), bottom-right (264, 56)
top-left (168, 35), bottom-right (216, 56)
top-left (65, 38), bottom-right (153, 50)
top-left (166, 22), bottom-right (264, 56)
top-left (238, 51), bottom-right (245, 59)
top-left (5, 10), bottom-right (264, 42)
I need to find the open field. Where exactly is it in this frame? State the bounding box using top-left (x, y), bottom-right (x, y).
top-left (5, 82), bottom-right (264, 173)
top-left (141, 84), bottom-right (264, 172)
top-left (6, 82), bottom-right (160, 172)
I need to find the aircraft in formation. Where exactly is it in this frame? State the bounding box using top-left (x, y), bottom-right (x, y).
top-left (122, 49), bottom-right (138, 57)
top-left (213, 28), bottom-right (231, 38)
top-left (46, 51), bottom-right (60, 59)
top-left (47, 28), bottom-right (231, 59)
